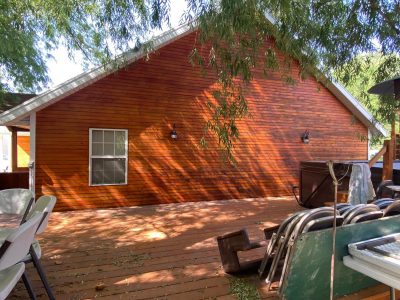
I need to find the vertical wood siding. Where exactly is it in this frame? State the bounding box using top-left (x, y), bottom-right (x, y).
top-left (35, 32), bottom-right (368, 211)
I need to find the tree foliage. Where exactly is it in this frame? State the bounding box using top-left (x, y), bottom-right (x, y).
top-left (1, 0), bottom-right (399, 162)
top-left (189, 0), bottom-right (399, 160)
top-left (1, 0), bottom-right (170, 92)
top-left (334, 53), bottom-right (399, 147)
top-left (335, 54), bottom-right (392, 129)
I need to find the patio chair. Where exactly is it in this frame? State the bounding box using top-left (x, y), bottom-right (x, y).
top-left (336, 203), bottom-right (351, 210)
top-left (349, 211), bottom-right (383, 224)
top-left (336, 204), bottom-right (353, 214)
top-left (276, 208), bottom-right (340, 291)
top-left (302, 215), bottom-right (344, 232)
top-left (264, 208), bottom-right (333, 287)
top-left (217, 228), bottom-right (269, 273)
top-left (0, 212), bottom-right (43, 300)
top-left (383, 200), bottom-right (400, 217)
top-left (374, 200), bottom-right (394, 209)
top-left (23, 195), bottom-right (57, 300)
top-left (372, 197), bottom-right (394, 204)
top-left (217, 212), bottom-right (302, 274)
top-left (258, 211), bottom-right (306, 278)
top-left (375, 180), bottom-right (395, 199)
top-left (371, 198), bottom-right (394, 209)
top-left (341, 204), bottom-right (367, 219)
top-left (342, 204), bottom-right (380, 225)
top-left (0, 189), bottom-right (34, 223)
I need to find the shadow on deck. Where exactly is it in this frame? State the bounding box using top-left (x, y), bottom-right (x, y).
top-left (9, 197), bottom-right (302, 299)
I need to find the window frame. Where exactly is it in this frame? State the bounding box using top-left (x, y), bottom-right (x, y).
top-left (89, 128), bottom-right (128, 186)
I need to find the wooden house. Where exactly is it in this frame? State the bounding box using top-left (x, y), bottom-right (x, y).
top-left (0, 24), bottom-right (386, 211)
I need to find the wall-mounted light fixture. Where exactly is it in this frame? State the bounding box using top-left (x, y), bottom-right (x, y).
top-left (301, 130), bottom-right (310, 144)
top-left (170, 123), bottom-right (178, 140)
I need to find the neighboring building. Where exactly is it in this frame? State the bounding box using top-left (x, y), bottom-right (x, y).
top-left (0, 126), bottom-right (11, 172)
top-left (0, 24), bottom-right (386, 211)
top-left (0, 93), bottom-right (34, 172)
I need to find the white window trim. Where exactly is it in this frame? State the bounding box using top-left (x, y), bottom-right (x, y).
top-left (89, 128), bottom-right (128, 186)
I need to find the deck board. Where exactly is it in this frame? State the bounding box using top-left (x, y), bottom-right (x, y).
top-left (9, 197), bottom-right (398, 300)
top-left (8, 197), bottom-right (300, 299)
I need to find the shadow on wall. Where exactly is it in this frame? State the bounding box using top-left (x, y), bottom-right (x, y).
top-left (35, 33), bottom-right (367, 210)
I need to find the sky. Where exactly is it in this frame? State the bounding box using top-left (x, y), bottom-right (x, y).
top-left (46, 0), bottom-right (187, 88)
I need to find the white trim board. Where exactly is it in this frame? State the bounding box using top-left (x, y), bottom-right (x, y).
top-left (29, 112), bottom-right (36, 196)
top-left (0, 20), bottom-right (387, 137)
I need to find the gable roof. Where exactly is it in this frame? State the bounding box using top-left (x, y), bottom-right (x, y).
top-left (0, 22), bottom-right (387, 136)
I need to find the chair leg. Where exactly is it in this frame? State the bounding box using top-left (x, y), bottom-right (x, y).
top-left (30, 247), bottom-right (55, 300)
top-left (22, 271), bottom-right (37, 300)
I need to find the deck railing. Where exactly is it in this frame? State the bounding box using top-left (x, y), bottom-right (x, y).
top-left (0, 171), bottom-right (29, 190)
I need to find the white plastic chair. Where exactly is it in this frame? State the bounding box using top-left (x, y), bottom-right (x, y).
top-left (0, 212), bottom-right (43, 300)
top-left (25, 195), bottom-right (56, 234)
top-left (24, 195), bottom-right (57, 300)
top-left (0, 189), bottom-right (34, 223)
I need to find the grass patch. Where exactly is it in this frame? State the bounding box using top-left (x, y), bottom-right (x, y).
top-left (229, 277), bottom-right (261, 300)
top-left (112, 251), bottom-right (149, 267)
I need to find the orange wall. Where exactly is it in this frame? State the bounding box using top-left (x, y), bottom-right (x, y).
top-left (17, 135), bottom-right (30, 168)
top-left (35, 32), bottom-right (368, 211)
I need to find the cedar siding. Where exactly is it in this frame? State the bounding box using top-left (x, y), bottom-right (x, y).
top-left (35, 32), bottom-right (367, 211)
top-left (17, 135), bottom-right (30, 168)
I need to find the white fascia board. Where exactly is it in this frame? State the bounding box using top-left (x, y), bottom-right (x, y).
top-left (0, 22), bottom-right (195, 126)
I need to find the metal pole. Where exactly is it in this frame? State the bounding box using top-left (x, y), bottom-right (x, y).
top-left (390, 287), bottom-right (395, 300)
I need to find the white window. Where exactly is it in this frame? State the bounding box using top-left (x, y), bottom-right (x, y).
top-left (89, 129), bottom-right (128, 186)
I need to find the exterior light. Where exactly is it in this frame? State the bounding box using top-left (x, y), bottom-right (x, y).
top-left (301, 130), bottom-right (310, 144)
top-left (170, 123), bottom-right (178, 140)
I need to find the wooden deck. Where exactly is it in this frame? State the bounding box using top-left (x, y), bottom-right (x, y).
top-left (7, 197), bottom-right (300, 299)
top-left (7, 197), bottom-right (394, 300)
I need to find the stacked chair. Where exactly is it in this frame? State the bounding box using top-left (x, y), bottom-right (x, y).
top-left (0, 189), bottom-right (57, 299)
top-left (383, 200), bottom-right (400, 216)
top-left (265, 207), bottom-right (343, 291)
top-left (372, 198), bottom-right (396, 209)
top-left (217, 199), bottom-right (400, 292)
top-left (0, 212), bottom-right (43, 299)
top-left (0, 189), bottom-right (34, 223)
top-left (23, 195), bottom-right (57, 300)
top-left (341, 204), bottom-right (382, 225)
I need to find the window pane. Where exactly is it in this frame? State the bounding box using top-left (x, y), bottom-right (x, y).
top-left (103, 159), bottom-right (115, 184)
top-left (92, 143), bottom-right (103, 155)
top-left (115, 159), bottom-right (126, 183)
top-left (92, 130), bottom-right (103, 143)
top-left (104, 143), bottom-right (114, 156)
top-left (104, 131), bottom-right (114, 143)
top-left (115, 131), bottom-right (125, 144)
top-left (92, 170), bottom-right (103, 185)
top-left (115, 143), bottom-right (125, 156)
top-left (92, 158), bottom-right (103, 171)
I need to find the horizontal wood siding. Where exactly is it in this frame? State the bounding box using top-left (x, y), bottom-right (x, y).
top-left (36, 32), bottom-right (368, 211)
